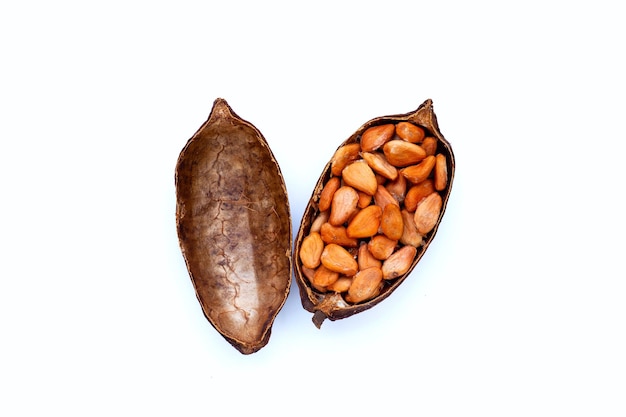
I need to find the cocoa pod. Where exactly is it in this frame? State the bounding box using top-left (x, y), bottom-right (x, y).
top-left (175, 98), bottom-right (291, 354)
top-left (293, 99), bottom-right (455, 328)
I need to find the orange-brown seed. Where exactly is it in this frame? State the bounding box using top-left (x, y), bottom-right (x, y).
top-left (342, 160), bottom-right (378, 196)
top-left (320, 243), bottom-right (358, 276)
top-left (414, 192), bottom-right (443, 235)
top-left (374, 184), bottom-right (400, 210)
top-left (331, 143), bottom-right (361, 176)
top-left (395, 122), bottom-right (426, 143)
top-left (318, 177), bottom-right (340, 212)
top-left (400, 209), bottom-right (423, 247)
top-left (302, 265), bottom-right (316, 283)
top-left (326, 276), bottom-right (353, 293)
top-left (299, 232), bottom-right (324, 269)
top-left (383, 140), bottom-right (427, 167)
top-left (381, 204), bottom-right (404, 240)
top-left (329, 186), bottom-right (359, 226)
top-left (368, 235), bottom-right (397, 260)
top-left (385, 173), bottom-right (407, 204)
top-left (313, 264), bottom-right (339, 288)
top-left (320, 223), bottom-right (359, 247)
top-left (346, 267), bottom-right (383, 304)
top-left (357, 191), bottom-right (372, 208)
top-left (382, 245), bottom-right (417, 280)
top-left (421, 137), bottom-right (438, 156)
top-left (302, 266), bottom-right (326, 292)
top-left (361, 124), bottom-right (395, 152)
top-left (362, 152), bottom-right (398, 180)
top-left (404, 179), bottom-right (435, 212)
top-left (434, 153), bottom-right (448, 191)
top-left (401, 155), bottom-right (436, 184)
top-left (346, 205), bottom-right (382, 239)
top-left (357, 242), bottom-right (382, 270)
top-left (310, 210), bottom-right (329, 233)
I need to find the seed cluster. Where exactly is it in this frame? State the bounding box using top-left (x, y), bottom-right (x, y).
top-left (298, 122), bottom-right (449, 304)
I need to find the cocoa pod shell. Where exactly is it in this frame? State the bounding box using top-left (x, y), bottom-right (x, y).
top-left (293, 99), bottom-right (455, 328)
top-left (175, 98), bottom-right (292, 354)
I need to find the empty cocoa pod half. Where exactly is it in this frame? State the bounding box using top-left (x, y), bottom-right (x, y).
top-left (175, 98), bottom-right (292, 354)
top-left (293, 99), bottom-right (455, 328)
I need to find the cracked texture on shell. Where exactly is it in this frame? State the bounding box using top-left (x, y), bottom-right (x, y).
top-left (176, 116), bottom-right (290, 347)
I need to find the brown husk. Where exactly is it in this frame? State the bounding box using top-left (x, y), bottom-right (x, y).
top-left (293, 99), bottom-right (455, 328)
top-left (175, 98), bottom-right (292, 354)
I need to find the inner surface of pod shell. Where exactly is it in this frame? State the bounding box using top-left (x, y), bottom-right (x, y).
top-left (175, 98), bottom-right (292, 354)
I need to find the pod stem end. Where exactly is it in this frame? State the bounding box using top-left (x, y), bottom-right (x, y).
top-left (312, 311), bottom-right (327, 329)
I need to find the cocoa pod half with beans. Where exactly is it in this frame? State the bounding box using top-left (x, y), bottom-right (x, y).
top-left (175, 99), bottom-right (292, 354)
top-left (294, 99), bottom-right (455, 328)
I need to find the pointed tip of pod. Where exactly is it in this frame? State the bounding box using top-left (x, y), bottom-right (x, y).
top-left (212, 97), bottom-right (229, 107)
top-left (209, 97), bottom-right (235, 120)
top-left (228, 330), bottom-right (273, 355)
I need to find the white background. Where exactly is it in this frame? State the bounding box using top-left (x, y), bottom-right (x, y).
top-left (1, 1), bottom-right (625, 415)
